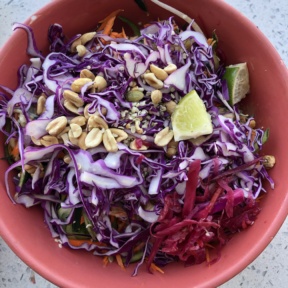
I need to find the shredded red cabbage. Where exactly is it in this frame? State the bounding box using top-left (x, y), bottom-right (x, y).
top-left (0, 13), bottom-right (274, 275)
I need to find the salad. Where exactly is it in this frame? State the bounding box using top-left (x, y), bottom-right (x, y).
top-left (0, 1), bottom-right (275, 276)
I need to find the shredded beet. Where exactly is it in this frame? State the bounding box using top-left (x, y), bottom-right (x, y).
top-left (147, 162), bottom-right (261, 270)
top-left (182, 159), bottom-right (201, 218)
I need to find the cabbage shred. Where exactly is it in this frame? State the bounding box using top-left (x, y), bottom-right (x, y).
top-left (0, 15), bottom-right (274, 275)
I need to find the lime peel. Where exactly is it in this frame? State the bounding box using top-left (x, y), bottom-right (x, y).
top-left (223, 62), bottom-right (250, 105)
top-left (171, 90), bottom-right (213, 141)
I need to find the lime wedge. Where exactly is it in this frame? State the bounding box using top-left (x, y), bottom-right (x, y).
top-left (171, 90), bottom-right (213, 141)
top-left (223, 63), bottom-right (250, 105)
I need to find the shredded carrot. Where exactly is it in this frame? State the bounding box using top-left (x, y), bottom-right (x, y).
top-left (207, 38), bottom-right (213, 45)
top-left (115, 254), bottom-right (126, 270)
top-left (103, 256), bottom-right (109, 267)
top-left (207, 38), bottom-right (216, 46)
top-left (97, 9), bottom-right (123, 34)
top-left (68, 238), bottom-right (106, 247)
top-left (256, 194), bottom-right (265, 202)
top-left (150, 262), bottom-right (164, 274)
top-left (103, 17), bottom-right (117, 35)
top-left (205, 247), bottom-right (211, 264)
top-left (98, 9), bottom-right (123, 29)
top-left (110, 31), bottom-right (126, 39)
top-left (11, 144), bottom-right (19, 158)
top-left (80, 215), bottom-right (85, 225)
top-left (110, 31), bottom-right (119, 38)
top-left (133, 242), bottom-right (145, 253)
top-left (109, 27), bottom-right (128, 39)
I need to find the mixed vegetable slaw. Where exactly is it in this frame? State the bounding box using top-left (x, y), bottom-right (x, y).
top-left (0, 3), bottom-right (275, 276)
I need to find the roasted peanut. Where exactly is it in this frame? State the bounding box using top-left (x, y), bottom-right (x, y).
top-left (249, 119), bottom-right (256, 128)
top-left (151, 90), bottom-right (162, 105)
top-left (103, 129), bottom-right (118, 152)
top-left (70, 123), bottom-right (82, 138)
top-left (154, 127), bottom-right (174, 147)
top-left (134, 119), bottom-right (143, 134)
top-left (87, 114), bottom-right (108, 130)
top-left (143, 73), bottom-right (164, 89)
top-left (164, 100), bottom-right (177, 114)
top-left (40, 135), bottom-right (59, 147)
top-left (80, 69), bottom-right (95, 80)
top-left (163, 63), bottom-right (177, 74)
top-left (85, 128), bottom-right (103, 148)
top-left (110, 128), bottom-right (128, 142)
top-left (31, 136), bottom-right (42, 146)
top-left (71, 78), bottom-right (93, 93)
top-left (70, 37), bottom-right (81, 52)
top-left (70, 116), bottom-right (86, 127)
top-left (57, 126), bottom-right (70, 138)
top-left (93, 75), bottom-right (107, 92)
top-left (78, 132), bottom-right (88, 150)
top-left (46, 116), bottom-right (68, 136)
top-left (150, 64), bottom-right (168, 80)
top-left (80, 32), bottom-right (96, 45)
top-left (24, 164), bottom-right (37, 175)
top-left (68, 130), bottom-right (79, 146)
top-left (64, 100), bottom-right (81, 115)
top-left (63, 155), bottom-right (72, 164)
top-left (63, 90), bottom-right (84, 107)
top-left (60, 133), bottom-right (70, 146)
top-left (166, 139), bottom-right (178, 158)
top-left (36, 94), bottom-right (46, 115)
top-left (76, 44), bottom-right (87, 57)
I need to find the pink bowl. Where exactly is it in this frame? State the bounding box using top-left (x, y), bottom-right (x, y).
top-left (0, 0), bottom-right (288, 287)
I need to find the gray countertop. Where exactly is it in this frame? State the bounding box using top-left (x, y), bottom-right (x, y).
top-left (0, 0), bottom-right (287, 287)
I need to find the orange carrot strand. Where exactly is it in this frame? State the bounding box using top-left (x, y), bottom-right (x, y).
top-left (103, 256), bottom-right (109, 267)
top-left (150, 262), bottom-right (164, 274)
top-left (10, 142), bottom-right (19, 158)
top-left (103, 17), bottom-right (117, 36)
top-left (97, 9), bottom-right (123, 32)
top-left (68, 238), bottom-right (106, 247)
top-left (115, 254), bottom-right (125, 270)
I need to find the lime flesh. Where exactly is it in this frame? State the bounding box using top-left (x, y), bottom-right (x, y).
top-left (171, 90), bottom-right (213, 141)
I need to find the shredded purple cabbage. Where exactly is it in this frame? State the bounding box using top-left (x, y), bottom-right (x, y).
top-left (0, 15), bottom-right (274, 275)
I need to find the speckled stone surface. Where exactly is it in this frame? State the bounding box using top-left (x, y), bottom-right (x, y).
top-left (0, 0), bottom-right (287, 287)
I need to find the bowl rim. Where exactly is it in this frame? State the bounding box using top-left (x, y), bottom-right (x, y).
top-left (0, 0), bottom-right (288, 287)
